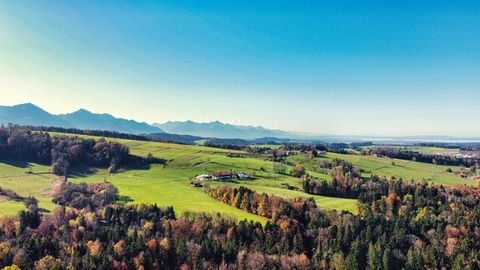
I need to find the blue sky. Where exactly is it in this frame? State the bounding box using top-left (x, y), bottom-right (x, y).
top-left (0, 1), bottom-right (479, 136)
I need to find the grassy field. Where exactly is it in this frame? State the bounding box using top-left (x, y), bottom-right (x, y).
top-left (0, 132), bottom-right (358, 219)
top-left (62, 134), bottom-right (356, 217)
top-left (0, 133), bottom-right (472, 219)
top-left (248, 144), bottom-right (283, 149)
top-left (360, 145), bottom-right (460, 155)
top-left (0, 200), bottom-right (26, 216)
top-left (295, 152), bottom-right (471, 186)
top-left (69, 165), bottom-right (267, 223)
top-left (402, 146), bottom-right (459, 155)
top-left (0, 161), bottom-right (58, 214)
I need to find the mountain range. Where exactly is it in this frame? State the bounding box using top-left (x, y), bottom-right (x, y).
top-left (0, 103), bottom-right (162, 134)
top-left (0, 103), bottom-right (291, 139)
top-left (154, 121), bottom-right (292, 139)
top-left (3, 103), bottom-right (476, 143)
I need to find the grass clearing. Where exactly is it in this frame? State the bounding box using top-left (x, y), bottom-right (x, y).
top-left (69, 165), bottom-right (267, 223)
top-left (0, 200), bottom-right (25, 216)
top-left (360, 145), bottom-right (460, 155)
top-left (0, 161), bottom-right (57, 213)
top-left (309, 152), bottom-right (471, 186)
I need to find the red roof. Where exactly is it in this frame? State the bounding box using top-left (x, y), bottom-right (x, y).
top-left (213, 171), bottom-right (233, 177)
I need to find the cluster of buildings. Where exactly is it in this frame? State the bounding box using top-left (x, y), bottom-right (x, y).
top-left (195, 171), bottom-right (251, 181)
top-left (191, 171), bottom-right (251, 187)
top-left (456, 151), bottom-right (480, 159)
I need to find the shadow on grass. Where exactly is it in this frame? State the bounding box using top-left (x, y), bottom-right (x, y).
top-left (123, 163), bottom-right (152, 171)
top-left (215, 179), bottom-right (241, 184)
top-left (366, 165), bottom-right (389, 173)
top-left (37, 207), bottom-right (51, 213)
top-left (67, 162), bottom-right (156, 178)
top-left (0, 159), bottom-right (31, 169)
top-left (117, 195), bottom-right (134, 205)
top-left (68, 164), bottom-right (100, 179)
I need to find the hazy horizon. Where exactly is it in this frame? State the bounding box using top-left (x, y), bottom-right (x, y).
top-left (1, 1), bottom-right (479, 137)
top-left (3, 102), bottom-right (480, 140)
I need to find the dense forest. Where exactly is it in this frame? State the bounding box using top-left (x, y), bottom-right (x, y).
top-left (208, 181), bottom-right (480, 269)
top-left (0, 184), bottom-right (479, 270)
top-left (0, 126), bottom-right (159, 176)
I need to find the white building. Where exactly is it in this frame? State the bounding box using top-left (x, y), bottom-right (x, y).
top-left (195, 174), bottom-right (212, 181)
top-left (237, 173), bottom-right (250, 179)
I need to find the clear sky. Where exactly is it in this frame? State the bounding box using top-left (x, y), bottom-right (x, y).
top-left (0, 1), bottom-right (479, 136)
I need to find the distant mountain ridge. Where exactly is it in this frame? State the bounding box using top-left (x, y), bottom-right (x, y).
top-left (4, 103), bottom-right (476, 143)
top-left (0, 103), bottom-right (292, 140)
top-left (0, 103), bottom-right (73, 128)
top-left (154, 120), bottom-right (293, 139)
top-left (0, 103), bottom-right (163, 134)
top-left (58, 109), bottom-right (161, 134)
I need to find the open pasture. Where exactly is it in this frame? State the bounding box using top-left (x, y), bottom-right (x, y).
top-left (1, 132), bottom-right (470, 219)
top-left (360, 145), bottom-right (460, 155)
top-left (312, 152), bottom-right (471, 186)
top-left (62, 134), bottom-right (356, 216)
top-left (0, 161), bottom-right (58, 214)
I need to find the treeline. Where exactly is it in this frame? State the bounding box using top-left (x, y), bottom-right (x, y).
top-left (1, 181), bottom-right (330, 270)
top-left (20, 125), bottom-right (155, 142)
top-left (207, 182), bottom-right (480, 269)
top-left (203, 141), bottom-right (244, 150)
top-left (0, 187), bottom-right (38, 209)
top-left (0, 201), bottom-right (321, 270)
top-left (415, 142), bottom-right (480, 151)
top-left (208, 185), bottom-right (317, 221)
top-left (0, 126), bottom-right (131, 175)
top-left (302, 159), bottom-right (452, 204)
top-left (2, 179), bottom-right (480, 268)
top-left (362, 147), bottom-right (479, 167)
top-left (14, 124), bottom-right (195, 145)
top-left (302, 159), bottom-right (372, 200)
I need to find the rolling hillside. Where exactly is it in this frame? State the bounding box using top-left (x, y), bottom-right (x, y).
top-left (0, 132), bottom-right (356, 220)
top-left (288, 152), bottom-right (472, 186)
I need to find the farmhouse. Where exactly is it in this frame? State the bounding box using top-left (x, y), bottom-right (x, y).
top-left (195, 174), bottom-right (212, 181)
top-left (237, 173), bottom-right (250, 179)
top-left (212, 171), bottom-right (235, 180)
top-left (275, 147), bottom-right (291, 157)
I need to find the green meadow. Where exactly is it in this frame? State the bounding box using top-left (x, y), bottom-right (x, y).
top-left (288, 152), bottom-right (470, 186)
top-left (360, 145), bottom-right (460, 155)
top-left (0, 162), bottom-right (58, 213)
top-left (0, 133), bottom-right (470, 219)
top-left (0, 133), bottom-right (357, 219)
top-left (0, 201), bottom-right (25, 216)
